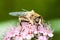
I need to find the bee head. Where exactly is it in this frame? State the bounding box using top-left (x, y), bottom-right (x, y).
top-left (31, 13), bottom-right (43, 24)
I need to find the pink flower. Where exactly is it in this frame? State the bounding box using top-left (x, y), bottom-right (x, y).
top-left (3, 22), bottom-right (53, 40)
top-left (37, 24), bottom-right (53, 37)
top-left (38, 36), bottom-right (48, 40)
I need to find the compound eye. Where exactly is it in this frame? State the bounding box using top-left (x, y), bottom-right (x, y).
top-left (38, 16), bottom-right (41, 18)
top-left (35, 16), bottom-right (42, 23)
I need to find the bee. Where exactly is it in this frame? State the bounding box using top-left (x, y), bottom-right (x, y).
top-left (9, 10), bottom-right (43, 25)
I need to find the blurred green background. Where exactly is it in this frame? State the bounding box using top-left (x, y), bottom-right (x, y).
top-left (0, 0), bottom-right (60, 40)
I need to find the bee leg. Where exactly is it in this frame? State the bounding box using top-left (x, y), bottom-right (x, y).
top-left (26, 17), bottom-right (33, 25)
top-left (38, 19), bottom-right (42, 25)
top-left (18, 18), bottom-right (22, 26)
top-left (30, 20), bottom-right (33, 25)
top-left (20, 22), bottom-right (22, 26)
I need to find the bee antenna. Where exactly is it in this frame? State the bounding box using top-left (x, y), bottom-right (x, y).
top-left (22, 9), bottom-right (29, 12)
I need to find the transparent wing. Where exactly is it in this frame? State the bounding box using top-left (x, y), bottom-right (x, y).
top-left (9, 12), bottom-right (26, 16)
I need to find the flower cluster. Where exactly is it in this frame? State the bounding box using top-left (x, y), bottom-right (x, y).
top-left (3, 22), bottom-right (53, 40)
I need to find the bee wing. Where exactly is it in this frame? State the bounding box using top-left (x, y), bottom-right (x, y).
top-left (9, 12), bottom-right (26, 16)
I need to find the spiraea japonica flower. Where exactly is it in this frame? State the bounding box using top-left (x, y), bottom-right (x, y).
top-left (3, 22), bottom-right (53, 40)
